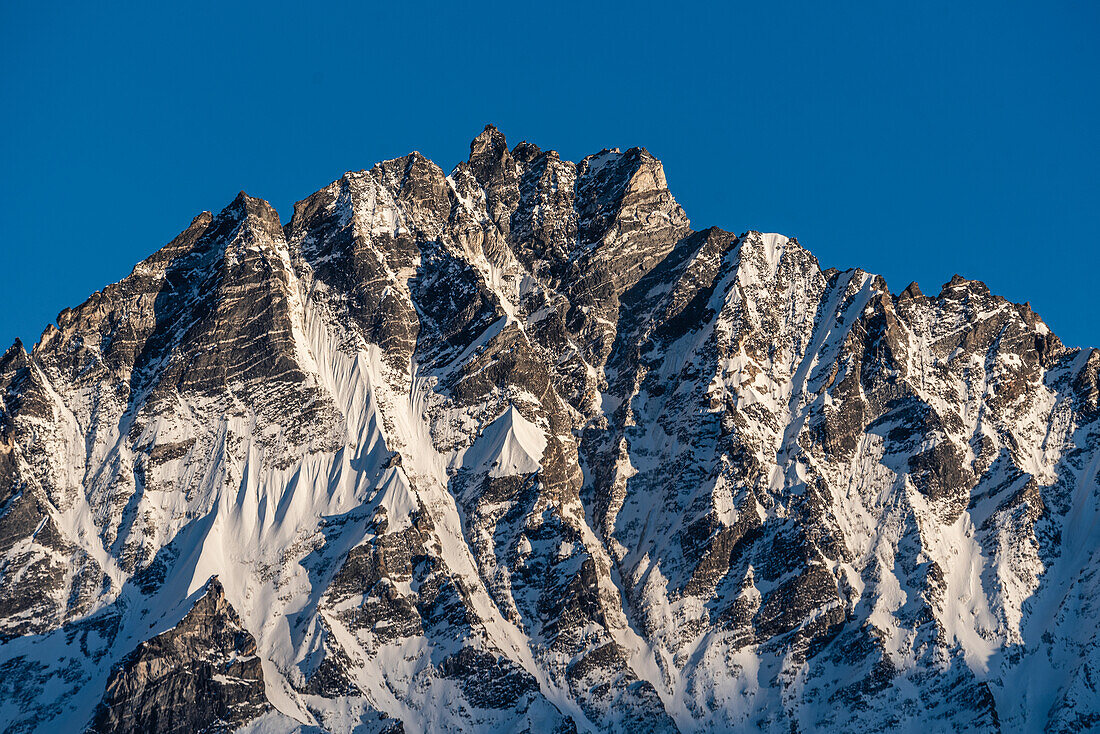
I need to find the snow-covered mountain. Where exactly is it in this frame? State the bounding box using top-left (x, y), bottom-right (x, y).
top-left (1, 125), bottom-right (1098, 733)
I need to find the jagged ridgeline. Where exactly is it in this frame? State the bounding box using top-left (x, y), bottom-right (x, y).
top-left (1, 125), bottom-right (1098, 733)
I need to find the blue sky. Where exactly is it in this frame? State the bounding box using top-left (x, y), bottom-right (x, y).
top-left (2, 1), bottom-right (1097, 348)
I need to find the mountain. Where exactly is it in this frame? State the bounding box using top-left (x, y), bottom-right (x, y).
top-left (1, 125), bottom-right (1098, 733)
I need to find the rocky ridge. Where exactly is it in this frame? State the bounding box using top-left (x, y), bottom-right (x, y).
top-left (0, 125), bottom-right (1098, 733)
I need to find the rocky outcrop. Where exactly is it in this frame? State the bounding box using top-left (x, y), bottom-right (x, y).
top-left (88, 578), bottom-right (269, 733)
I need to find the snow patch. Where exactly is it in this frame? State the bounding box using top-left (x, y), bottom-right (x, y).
top-left (461, 406), bottom-right (548, 478)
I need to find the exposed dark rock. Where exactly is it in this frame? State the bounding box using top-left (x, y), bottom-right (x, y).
top-left (88, 578), bottom-right (269, 734)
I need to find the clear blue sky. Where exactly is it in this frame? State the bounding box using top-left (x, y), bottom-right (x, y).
top-left (2, 1), bottom-right (1097, 348)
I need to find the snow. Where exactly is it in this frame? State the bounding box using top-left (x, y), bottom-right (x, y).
top-left (756, 232), bottom-right (788, 278)
top-left (582, 148), bottom-right (622, 177)
top-left (460, 405), bottom-right (548, 478)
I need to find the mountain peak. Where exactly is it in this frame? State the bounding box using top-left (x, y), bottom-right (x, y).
top-left (940, 273), bottom-right (991, 297)
top-left (224, 190), bottom-right (280, 224)
top-left (209, 189), bottom-right (284, 244)
top-left (1, 338), bottom-right (25, 361)
top-left (0, 129), bottom-right (1094, 734)
top-left (467, 123), bottom-right (513, 186)
top-left (900, 280), bottom-right (924, 300)
top-left (469, 123), bottom-right (508, 160)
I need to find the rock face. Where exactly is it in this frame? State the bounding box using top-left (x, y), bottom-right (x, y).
top-left (1, 125), bottom-right (1098, 733)
top-left (90, 578), bottom-right (270, 733)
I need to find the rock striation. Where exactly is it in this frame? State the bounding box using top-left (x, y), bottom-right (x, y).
top-left (89, 577), bottom-right (270, 733)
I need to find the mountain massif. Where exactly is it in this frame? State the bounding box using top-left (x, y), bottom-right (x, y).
top-left (1, 126), bottom-right (1098, 733)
